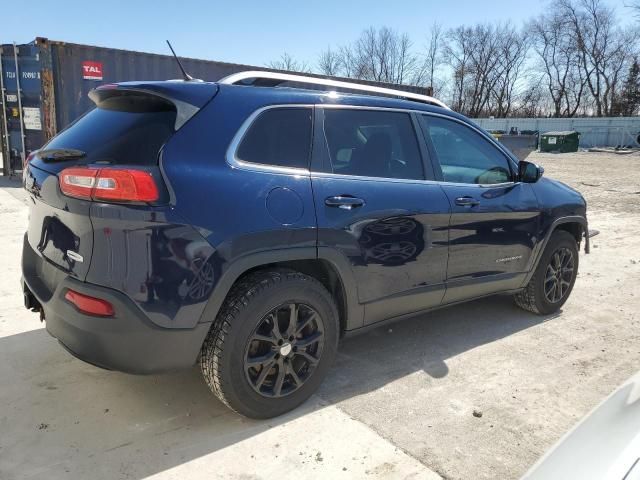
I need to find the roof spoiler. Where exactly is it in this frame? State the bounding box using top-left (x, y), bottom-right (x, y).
top-left (89, 82), bottom-right (218, 129)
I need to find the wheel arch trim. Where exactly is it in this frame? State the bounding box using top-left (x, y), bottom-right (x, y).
top-left (317, 246), bottom-right (365, 330)
top-left (523, 215), bottom-right (588, 286)
top-left (197, 247), bottom-right (364, 331)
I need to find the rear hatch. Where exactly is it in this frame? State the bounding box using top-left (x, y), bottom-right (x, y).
top-left (23, 81), bottom-right (218, 282)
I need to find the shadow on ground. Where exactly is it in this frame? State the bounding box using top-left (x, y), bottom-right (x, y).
top-left (0, 296), bottom-right (555, 479)
top-left (0, 175), bottom-right (22, 189)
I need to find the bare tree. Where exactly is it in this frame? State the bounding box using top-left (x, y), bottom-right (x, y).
top-left (314, 27), bottom-right (424, 85)
top-left (443, 25), bottom-right (474, 113)
top-left (352, 27), bottom-right (423, 84)
top-left (559, 0), bottom-right (634, 116)
top-left (514, 81), bottom-right (548, 117)
top-left (444, 24), bottom-right (507, 117)
top-left (317, 47), bottom-right (341, 76)
top-left (529, 10), bottom-right (586, 117)
top-left (626, 1), bottom-right (640, 18)
top-left (422, 22), bottom-right (444, 95)
top-left (613, 57), bottom-right (640, 115)
top-left (302, 11), bottom-right (637, 118)
top-left (267, 52), bottom-right (311, 73)
top-left (334, 44), bottom-right (366, 79)
top-left (489, 24), bottom-right (529, 117)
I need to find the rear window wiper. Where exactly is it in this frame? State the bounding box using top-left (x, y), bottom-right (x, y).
top-left (37, 148), bottom-right (87, 162)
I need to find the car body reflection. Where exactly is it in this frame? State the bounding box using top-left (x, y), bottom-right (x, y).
top-left (358, 216), bottom-right (425, 266)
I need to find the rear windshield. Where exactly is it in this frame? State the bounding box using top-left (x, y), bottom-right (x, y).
top-left (45, 94), bottom-right (177, 166)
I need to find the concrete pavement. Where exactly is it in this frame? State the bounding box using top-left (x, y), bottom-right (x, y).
top-left (2, 151), bottom-right (640, 479)
top-left (0, 184), bottom-right (439, 480)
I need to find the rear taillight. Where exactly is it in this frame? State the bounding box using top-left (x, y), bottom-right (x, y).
top-left (64, 289), bottom-right (114, 317)
top-left (59, 167), bottom-right (159, 203)
top-left (59, 167), bottom-right (98, 199)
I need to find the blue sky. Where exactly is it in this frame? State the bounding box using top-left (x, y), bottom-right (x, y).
top-left (4, 0), bottom-right (636, 68)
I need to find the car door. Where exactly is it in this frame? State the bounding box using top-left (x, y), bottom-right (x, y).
top-left (418, 114), bottom-right (540, 304)
top-left (311, 106), bottom-right (451, 327)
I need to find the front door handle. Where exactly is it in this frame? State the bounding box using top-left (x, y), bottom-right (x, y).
top-left (455, 196), bottom-right (480, 207)
top-left (325, 195), bottom-right (365, 210)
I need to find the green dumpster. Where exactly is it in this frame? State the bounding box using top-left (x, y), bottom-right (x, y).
top-left (540, 131), bottom-right (580, 153)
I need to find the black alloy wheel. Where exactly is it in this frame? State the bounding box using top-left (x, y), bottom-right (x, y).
top-left (244, 302), bottom-right (324, 398)
top-left (200, 269), bottom-right (339, 418)
top-left (543, 247), bottom-right (575, 303)
top-left (514, 230), bottom-right (579, 315)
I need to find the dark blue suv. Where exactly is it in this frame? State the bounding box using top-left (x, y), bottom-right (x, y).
top-left (21, 72), bottom-right (590, 418)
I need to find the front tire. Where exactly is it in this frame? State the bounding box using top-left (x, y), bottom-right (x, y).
top-left (515, 230), bottom-right (579, 315)
top-left (200, 269), bottom-right (339, 418)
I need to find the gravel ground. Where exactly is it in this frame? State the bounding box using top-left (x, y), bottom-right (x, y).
top-left (0, 183), bottom-right (439, 480)
top-left (534, 150), bottom-right (640, 213)
top-left (1, 150), bottom-right (639, 479)
top-left (318, 150), bottom-right (640, 479)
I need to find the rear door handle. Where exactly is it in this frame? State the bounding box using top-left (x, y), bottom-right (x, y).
top-left (325, 195), bottom-right (365, 210)
top-left (455, 196), bottom-right (480, 207)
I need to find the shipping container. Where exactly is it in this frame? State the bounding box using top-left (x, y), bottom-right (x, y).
top-left (0, 37), bottom-right (432, 176)
top-left (0, 42), bottom-right (47, 174)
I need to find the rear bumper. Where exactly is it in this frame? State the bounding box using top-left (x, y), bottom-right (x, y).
top-left (22, 235), bottom-right (210, 374)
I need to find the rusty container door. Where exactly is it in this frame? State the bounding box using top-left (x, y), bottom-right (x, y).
top-left (0, 42), bottom-right (51, 175)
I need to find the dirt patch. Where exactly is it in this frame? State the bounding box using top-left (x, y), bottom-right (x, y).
top-left (530, 151), bottom-right (640, 213)
top-left (319, 151), bottom-right (640, 479)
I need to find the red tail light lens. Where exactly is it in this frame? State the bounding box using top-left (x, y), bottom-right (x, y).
top-left (64, 289), bottom-right (114, 317)
top-left (59, 167), bottom-right (159, 203)
top-left (92, 169), bottom-right (159, 202)
top-left (59, 168), bottom-right (98, 199)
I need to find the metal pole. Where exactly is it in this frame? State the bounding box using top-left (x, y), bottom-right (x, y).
top-left (0, 46), bottom-right (11, 176)
top-left (13, 42), bottom-right (26, 170)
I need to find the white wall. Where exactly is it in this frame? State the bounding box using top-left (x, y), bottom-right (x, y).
top-left (475, 117), bottom-right (640, 148)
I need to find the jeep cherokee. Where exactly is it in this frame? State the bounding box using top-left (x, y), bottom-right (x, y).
top-left (21, 72), bottom-right (590, 418)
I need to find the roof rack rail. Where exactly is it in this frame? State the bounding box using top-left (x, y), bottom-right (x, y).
top-left (219, 71), bottom-right (449, 110)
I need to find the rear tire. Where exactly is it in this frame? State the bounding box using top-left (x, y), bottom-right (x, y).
top-left (514, 230), bottom-right (579, 315)
top-left (200, 269), bottom-right (339, 418)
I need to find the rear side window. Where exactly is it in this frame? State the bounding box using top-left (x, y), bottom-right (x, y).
top-left (236, 108), bottom-right (312, 169)
top-left (45, 94), bottom-right (177, 166)
top-left (420, 115), bottom-right (513, 184)
top-left (322, 109), bottom-right (424, 180)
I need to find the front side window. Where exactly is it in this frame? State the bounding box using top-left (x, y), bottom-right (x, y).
top-left (236, 108), bottom-right (312, 169)
top-left (322, 109), bottom-right (424, 180)
top-left (420, 115), bottom-right (513, 185)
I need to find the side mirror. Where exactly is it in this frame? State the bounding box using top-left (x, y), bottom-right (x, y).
top-left (518, 160), bottom-right (544, 183)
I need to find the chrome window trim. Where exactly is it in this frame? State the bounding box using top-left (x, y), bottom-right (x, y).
top-left (317, 105), bottom-right (518, 187)
top-left (320, 104), bottom-right (517, 166)
top-left (415, 110), bottom-right (520, 171)
top-left (225, 104), bottom-right (314, 176)
top-left (310, 169), bottom-right (441, 185)
top-left (317, 106), bottom-right (428, 183)
top-left (309, 167), bottom-right (516, 188)
top-left (226, 103), bottom-right (519, 188)
top-left (416, 111), bottom-right (519, 186)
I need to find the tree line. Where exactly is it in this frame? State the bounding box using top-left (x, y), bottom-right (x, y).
top-left (268, 0), bottom-right (640, 118)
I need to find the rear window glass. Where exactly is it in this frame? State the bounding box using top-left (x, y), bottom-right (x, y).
top-left (323, 109), bottom-right (424, 180)
top-left (45, 95), bottom-right (176, 166)
top-left (236, 108), bottom-right (312, 169)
